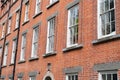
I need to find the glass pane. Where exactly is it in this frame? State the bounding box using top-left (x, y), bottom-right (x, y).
top-left (72, 75), bottom-right (74, 80)
top-left (100, 1), bottom-right (105, 13)
top-left (106, 12), bottom-right (110, 23)
top-left (35, 29), bottom-right (38, 41)
top-left (70, 27), bottom-right (73, 44)
top-left (75, 75), bottom-right (78, 80)
top-left (33, 42), bottom-right (38, 57)
top-left (113, 74), bottom-right (117, 80)
top-left (75, 7), bottom-right (79, 24)
top-left (107, 74), bottom-right (111, 80)
top-left (70, 9), bottom-right (73, 26)
top-left (74, 26), bottom-right (78, 43)
top-left (106, 23), bottom-right (110, 34)
top-left (73, 9), bottom-right (76, 25)
top-left (110, 0), bottom-right (114, 9)
top-left (105, 0), bottom-right (109, 11)
top-left (111, 10), bottom-right (115, 21)
top-left (111, 21), bottom-right (115, 32)
top-left (68, 76), bottom-right (71, 80)
top-left (101, 15), bottom-right (105, 35)
top-left (102, 74), bottom-right (106, 80)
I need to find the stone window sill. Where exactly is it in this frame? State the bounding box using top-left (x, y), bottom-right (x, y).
top-left (13, 27), bottom-right (19, 32)
top-left (92, 34), bottom-right (120, 45)
top-left (6, 33), bottom-right (11, 37)
top-left (43, 51), bottom-right (57, 58)
top-left (18, 60), bottom-right (26, 64)
top-left (11, 0), bottom-right (18, 7)
top-left (0, 37), bottom-right (4, 41)
top-left (29, 57), bottom-right (39, 61)
top-left (33, 11), bottom-right (42, 19)
top-left (46, 0), bottom-right (59, 9)
top-left (62, 44), bottom-right (83, 52)
top-left (9, 63), bottom-right (14, 66)
top-left (2, 65), bottom-right (7, 68)
top-left (22, 20), bottom-right (30, 26)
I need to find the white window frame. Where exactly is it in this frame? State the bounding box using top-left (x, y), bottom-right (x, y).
top-left (46, 18), bottom-right (55, 53)
top-left (24, 2), bottom-right (29, 22)
top-left (11, 39), bottom-right (17, 64)
top-left (29, 76), bottom-right (36, 80)
top-left (50, 0), bottom-right (57, 4)
top-left (20, 33), bottom-right (26, 61)
top-left (66, 73), bottom-right (78, 80)
top-left (9, 78), bottom-right (12, 80)
top-left (7, 18), bottom-right (12, 34)
top-left (31, 27), bottom-right (39, 58)
top-left (3, 44), bottom-right (8, 66)
top-left (98, 71), bottom-right (118, 80)
top-left (15, 11), bottom-right (19, 28)
top-left (18, 78), bottom-right (22, 80)
top-left (67, 5), bottom-right (79, 47)
top-left (35, 0), bottom-right (41, 14)
top-left (97, 0), bottom-right (116, 39)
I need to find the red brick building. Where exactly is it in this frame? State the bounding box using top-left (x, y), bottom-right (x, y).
top-left (0, 0), bottom-right (120, 80)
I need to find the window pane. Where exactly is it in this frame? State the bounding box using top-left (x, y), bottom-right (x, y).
top-left (111, 10), bottom-right (115, 21)
top-left (68, 76), bottom-right (71, 80)
top-left (111, 21), bottom-right (115, 32)
top-left (102, 74), bottom-right (106, 80)
top-left (75, 75), bottom-right (78, 80)
top-left (113, 74), bottom-right (117, 80)
top-left (101, 14), bottom-right (105, 35)
top-left (110, 0), bottom-right (114, 9)
top-left (100, 1), bottom-right (105, 14)
top-left (107, 74), bottom-right (111, 80)
top-left (106, 12), bottom-right (110, 23)
top-left (106, 23), bottom-right (110, 34)
top-left (105, 0), bottom-right (109, 11)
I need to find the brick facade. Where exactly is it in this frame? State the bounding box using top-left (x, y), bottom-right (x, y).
top-left (0, 0), bottom-right (120, 80)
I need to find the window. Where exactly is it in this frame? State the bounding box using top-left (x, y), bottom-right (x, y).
top-left (31, 27), bottom-right (39, 58)
top-left (35, 0), bottom-right (41, 14)
top-left (15, 11), bottom-right (19, 28)
top-left (3, 44), bottom-right (8, 66)
top-left (67, 5), bottom-right (79, 47)
top-left (18, 78), bottom-right (22, 80)
top-left (29, 76), bottom-right (36, 80)
top-left (50, 0), bottom-right (57, 4)
top-left (0, 47), bottom-right (2, 57)
top-left (20, 33), bottom-right (26, 61)
top-left (7, 18), bottom-right (12, 34)
top-left (11, 39), bottom-right (17, 64)
top-left (24, 2), bottom-right (29, 22)
top-left (98, 0), bottom-right (115, 38)
top-left (66, 74), bottom-right (78, 80)
top-left (99, 71), bottom-right (118, 80)
top-left (46, 18), bottom-right (55, 53)
top-left (1, 23), bottom-right (5, 38)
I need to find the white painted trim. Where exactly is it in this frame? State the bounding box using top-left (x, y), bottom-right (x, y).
top-left (97, 0), bottom-right (116, 39)
top-left (98, 71), bottom-right (118, 80)
top-left (43, 71), bottom-right (55, 80)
